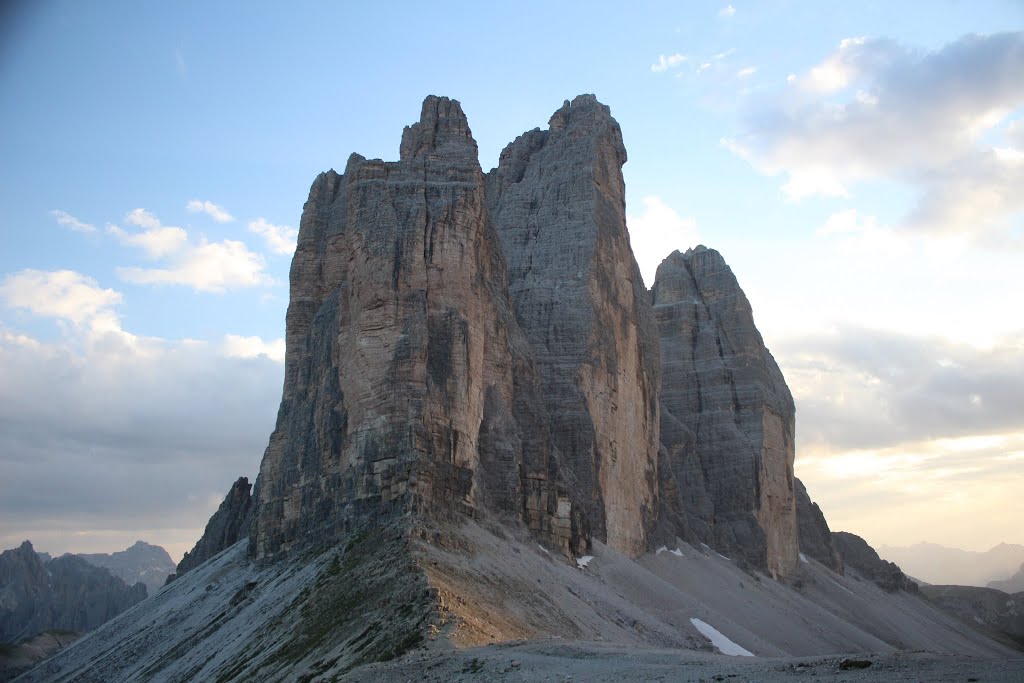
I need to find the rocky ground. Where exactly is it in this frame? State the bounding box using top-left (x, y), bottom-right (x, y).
top-left (343, 641), bottom-right (1024, 682)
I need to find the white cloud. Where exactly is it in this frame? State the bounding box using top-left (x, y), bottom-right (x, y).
top-left (119, 239), bottom-right (269, 292)
top-left (248, 218), bottom-right (298, 255)
top-left (727, 31), bottom-right (1024, 242)
top-left (626, 195), bottom-right (700, 288)
top-left (223, 334), bottom-right (285, 363)
top-left (111, 208), bottom-right (270, 292)
top-left (186, 199), bottom-right (235, 223)
top-left (51, 209), bottom-right (95, 233)
top-left (651, 53), bottom-right (688, 73)
top-left (0, 269), bottom-right (122, 328)
top-left (736, 66), bottom-right (757, 78)
top-left (719, 4), bottom-right (736, 18)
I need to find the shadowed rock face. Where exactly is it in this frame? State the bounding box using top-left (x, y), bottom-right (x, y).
top-left (175, 477), bottom-right (253, 577)
top-left (249, 96), bottom-right (585, 560)
top-left (486, 96), bottom-right (661, 556)
top-left (78, 541), bottom-right (175, 594)
top-left (795, 478), bottom-right (844, 573)
top-left (652, 246), bottom-right (798, 579)
top-left (833, 531), bottom-right (918, 593)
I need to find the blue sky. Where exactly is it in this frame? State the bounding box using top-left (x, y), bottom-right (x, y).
top-left (1, 1), bottom-right (1022, 562)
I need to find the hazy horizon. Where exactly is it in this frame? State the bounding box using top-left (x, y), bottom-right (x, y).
top-left (2, 1), bottom-right (1022, 565)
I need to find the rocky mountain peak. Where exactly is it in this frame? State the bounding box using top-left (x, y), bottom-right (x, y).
top-left (399, 95), bottom-right (476, 162)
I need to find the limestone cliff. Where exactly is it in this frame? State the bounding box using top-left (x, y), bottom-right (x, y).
top-left (652, 246), bottom-right (798, 579)
top-left (795, 478), bottom-right (844, 573)
top-left (486, 96), bottom-right (661, 557)
top-left (175, 477), bottom-right (253, 578)
top-left (249, 97), bottom-right (585, 560)
top-left (832, 531), bottom-right (918, 593)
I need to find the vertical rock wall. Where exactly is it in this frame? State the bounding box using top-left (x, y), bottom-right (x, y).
top-left (652, 247), bottom-right (798, 579)
top-left (249, 98), bottom-right (584, 560)
top-left (486, 96), bottom-right (661, 557)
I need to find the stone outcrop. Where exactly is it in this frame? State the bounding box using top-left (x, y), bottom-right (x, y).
top-left (795, 478), bottom-right (844, 573)
top-left (921, 585), bottom-right (1024, 650)
top-left (832, 531), bottom-right (918, 592)
top-left (78, 541), bottom-right (175, 594)
top-left (652, 246), bottom-right (798, 579)
top-left (0, 541), bottom-right (146, 644)
top-left (250, 96), bottom-right (585, 561)
top-left (175, 477), bottom-right (254, 577)
top-left (486, 96), bottom-right (661, 556)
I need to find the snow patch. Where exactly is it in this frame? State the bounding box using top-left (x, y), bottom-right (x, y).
top-left (656, 545), bottom-right (668, 555)
top-left (537, 544), bottom-right (551, 557)
top-left (700, 543), bottom-right (730, 561)
top-left (799, 553), bottom-right (809, 564)
top-left (670, 548), bottom-right (684, 557)
top-left (657, 546), bottom-right (684, 557)
top-left (576, 555), bottom-right (594, 568)
top-left (689, 618), bottom-right (754, 656)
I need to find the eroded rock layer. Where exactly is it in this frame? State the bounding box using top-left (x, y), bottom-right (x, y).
top-left (795, 478), bottom-right (844, 573)
top-left (175, 477), bottom-right (253, 577)
top-left (249, 97), bottom-right (584, 560)
top-left (652, 247), bottom-right (798, 579)
top-left (486, 96), bottom-right (661, 556)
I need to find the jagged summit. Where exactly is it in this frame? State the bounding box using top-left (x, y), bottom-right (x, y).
top-left (399, 95), bottom-right (476, 161)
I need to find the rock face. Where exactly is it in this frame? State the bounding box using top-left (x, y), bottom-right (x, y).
top-left (486, 95), bottom-right (661, 556)
top-left (78, 541), bottom-right (175, 594)
top-left (652, 247), bottom-right (798, 579)
top-left (250, 96), bottom-right (584, 561)
top-left (921, 584), bottom-right (1024, 650)
top-left (795, 478), bottom-right (844, 573)
top-left (832, 532), bottom-right (918, 593)
top-left (0, 541), bottom-right (146, 644)
top-left (175, 477), bottom-right (254, 577)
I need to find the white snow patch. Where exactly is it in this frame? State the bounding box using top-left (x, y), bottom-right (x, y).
top-left (537, 544), bottom-right (551, 557)
top-left (700, 543), bottom-right (730, 561)
top-left (799, 553), bottom-right (809, 564)
top-left (656, 545), bottom-right (668, 555)
top-left (656, 546), bottom-right (684, 557)
top-left (670, 548), bottom-right (684, 557)
top-left (576, 555), bottom-right (594, 568)
top-left (689, 618), bottom-right (754, 657)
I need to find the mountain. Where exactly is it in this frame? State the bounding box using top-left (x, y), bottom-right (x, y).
top-left (16, 95), bottom-right (1018, 680)
top-left (989, 563), bottom-right (1024, 593)
top-left (0, 541), bottom-right (147, 644)
top-left (77, 541), bottom-right (175, 594)
top-left (921, 585), bottom-right (1024, 650)
top-left (878, 542), bottom-right (1024, 587)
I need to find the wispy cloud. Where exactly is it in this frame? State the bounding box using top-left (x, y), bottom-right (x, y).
top-left (0, 269), bottom-right (121, 329)
top-left (222, 334), bottom-right (285, 363)
top-left (186, 199), bottom-right (234, 223)
top-left (111, 208), bottom-right (269, 292)
top-left (248, 218), bottom-right (297, 255)
top-left (724, 31), bottom-right (1024, 244)
top-left (175, 48), bottom-right (186, 80)
top-left (50, 209), bottom-right (95, 233)
top-left (651, 53), bottom-right (688, 73)
top-left (736, 66), bottom-right (757, 78)
top-left (626, 195), bottom-right (699, 287)
top-left (719, 4), bottom-right (736, 18)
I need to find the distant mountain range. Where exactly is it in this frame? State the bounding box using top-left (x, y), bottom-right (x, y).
top-left (77, 540), bottom-right (175, 594)
top-left (878, 542), bottom-right (1024, 587)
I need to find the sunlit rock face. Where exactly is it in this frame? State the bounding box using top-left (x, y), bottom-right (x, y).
top-left (249, 97), bottom-right (587, 561)
top-left (486, 95), bottom-right (662, 557)
top-left (652, 246), bottom-right (799, 579)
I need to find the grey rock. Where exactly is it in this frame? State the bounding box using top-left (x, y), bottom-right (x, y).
top-left (832, 531), bottom-right (918, 593)
top-left (795, 478), bottom-right (844, 573)
top-left (77, 540), bottom-right (175, 594)
top-left (176, 477), bottom-right (253, 577)
top-left (0, 541), bottom-right (146, 644)
top-left (486, 95), bottom-right (661, 557)
top-left (921, 584), bottom-right (1024, 650)
top-left (250, 96), bottom-right (585, 561)
top-left (652, 246), bottom-right (798, 578)
top-left (0, 629), bottom-right (79, 683)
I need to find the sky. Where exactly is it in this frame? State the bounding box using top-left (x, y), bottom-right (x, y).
top-left (1, 1), bottom-right (1022, 564)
